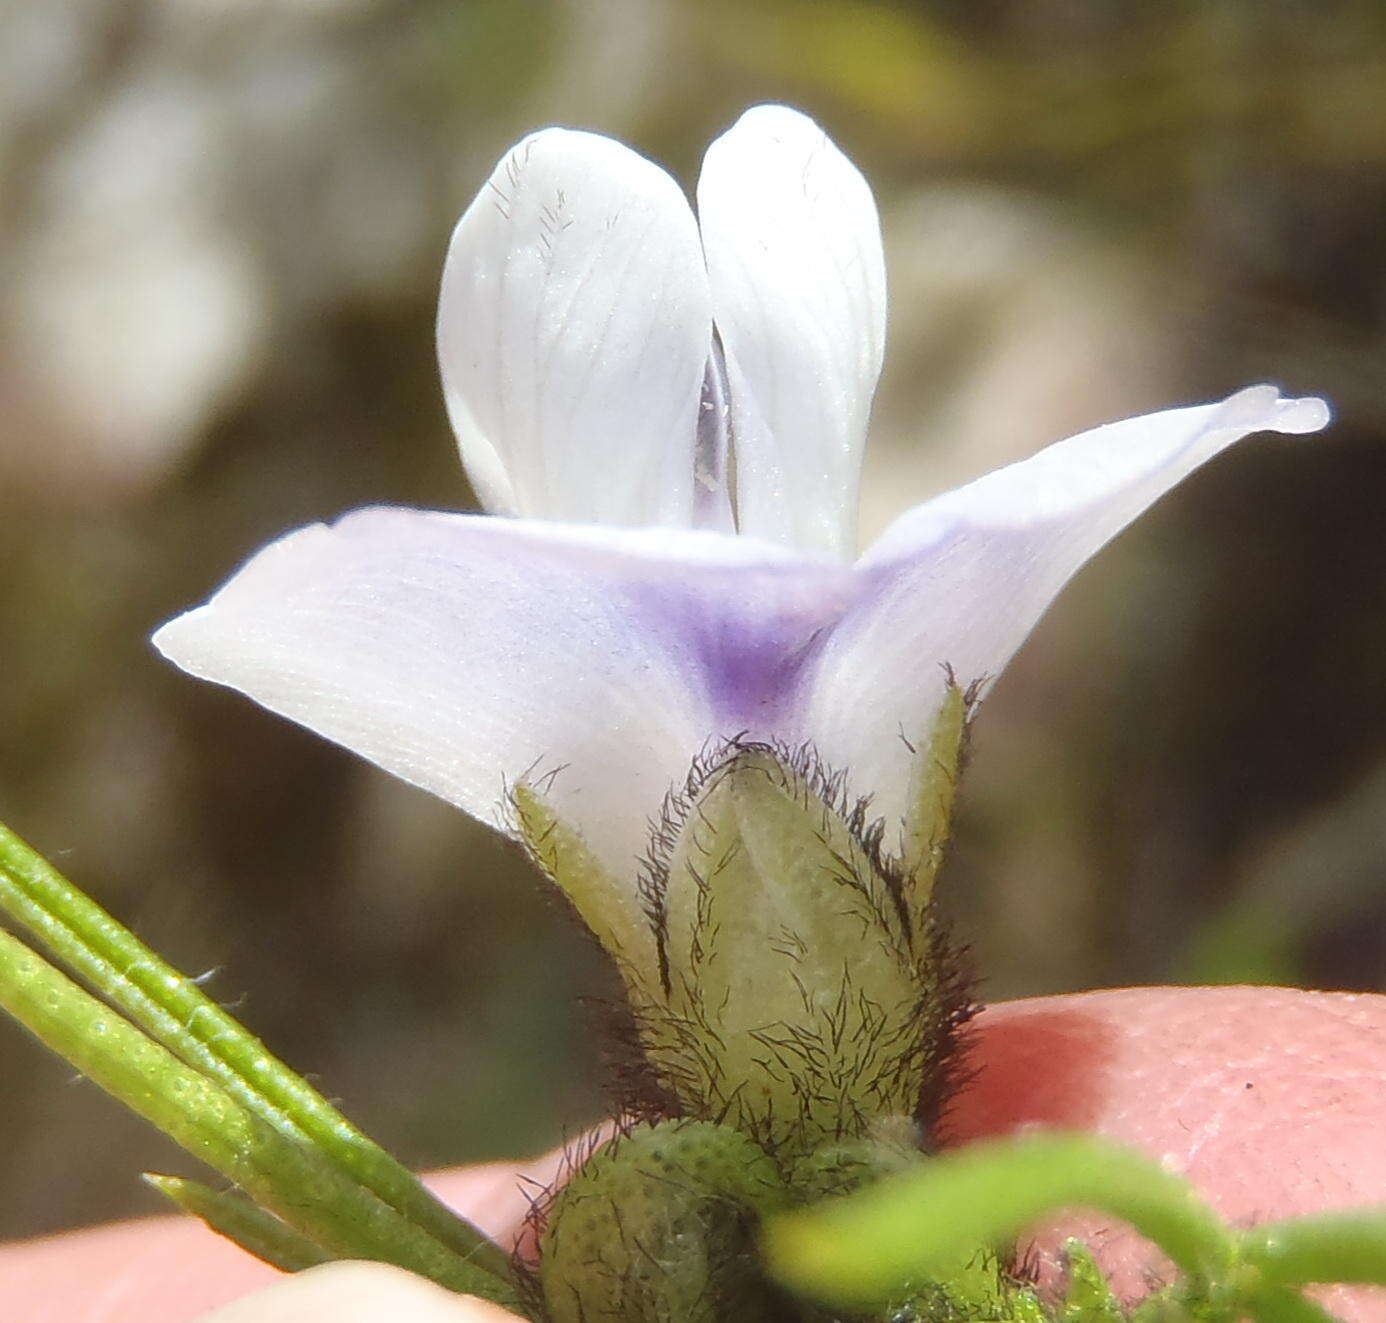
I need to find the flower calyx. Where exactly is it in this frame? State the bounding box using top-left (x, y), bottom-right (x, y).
top-left (516, 684), bottom-right (977, 1170)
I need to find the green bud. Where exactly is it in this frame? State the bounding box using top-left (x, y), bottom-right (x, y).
top-left (642, 744), bottom-right (967, 1164)
top-left (540, 1119), bottom-right (787, 1323)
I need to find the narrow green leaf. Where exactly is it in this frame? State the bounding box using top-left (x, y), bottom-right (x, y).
top-left (0, 820), bottom-right (510, 1281)
top-left (143, 1174), bottom-right (332, 1273)
top-left (1241, 1286), bottom-right (1342, 1323)
top-left (0, 927), bottom-right (282, 1183)
top-left (1243, 1212), bottom-right (1386, 1287)
top-left (0, 927), bottom-right (524, 1311)
top-left (762, 1133), bottom-right (1236, 1310)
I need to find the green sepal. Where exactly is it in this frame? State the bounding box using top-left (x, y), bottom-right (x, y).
top-left (648, 746), bottom-right (924, 1161)
top-left (143, 1173), bottom-right (332, 1273)
top-left (1128, 1296), bottom-right (1201, 1323)
top-left (540, 1119), bottom-right (788, 1323)
top-left (899, 678), bottom-right (970, 928)
top-left (513, 783), bottom-right (661, 1001)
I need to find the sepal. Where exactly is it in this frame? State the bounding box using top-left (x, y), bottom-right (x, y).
top-left (513, 781), bottom-right (661, 1001)
top-left (639, 743), bottom-right (972, 1162)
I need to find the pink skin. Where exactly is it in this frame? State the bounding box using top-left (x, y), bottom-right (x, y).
top-left (2, 987), bottom-right (1384, 1323)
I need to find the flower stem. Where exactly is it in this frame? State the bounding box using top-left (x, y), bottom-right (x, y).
top-left (1243, 1213), bottom-right (1386, 1288)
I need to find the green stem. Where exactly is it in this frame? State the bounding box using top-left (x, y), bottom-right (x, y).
top-left (1243, 1213), bottom-right (1386, 1288)
top-left (763, 1133), bottom-right (1236, 1311)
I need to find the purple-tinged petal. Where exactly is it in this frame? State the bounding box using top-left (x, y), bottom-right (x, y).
top-left (796, 386), bottom-right (1330, 836)
top-left (438, 128), bottom-right (714, 528)
top-left (697, 105), bottom-right (887, 560)
top-left (154, 511), bottom-right (856, 882)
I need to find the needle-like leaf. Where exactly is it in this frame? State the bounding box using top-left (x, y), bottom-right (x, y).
top-left (143, 1174), bottom-right (332, 1273)
top-left (0, 821), bottom-right (510, 1281)
top-left (0, 927), bottom-right (524, 1308)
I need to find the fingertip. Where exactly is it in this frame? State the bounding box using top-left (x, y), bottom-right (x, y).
top-left (194, 1261), bottom-right (523, 1323)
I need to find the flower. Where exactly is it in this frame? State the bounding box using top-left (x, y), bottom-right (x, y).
top-left (153, 105), bottom-right (1328, 887)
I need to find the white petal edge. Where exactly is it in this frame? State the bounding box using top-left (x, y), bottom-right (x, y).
top-left (796, 386), bottom-right (1331, 835)
top-left (153, 509), bottom-right (854, 894)
top-left (438, 128), bottom-right (713, 528)
top-left (697, 105), bottom-right (887, 559)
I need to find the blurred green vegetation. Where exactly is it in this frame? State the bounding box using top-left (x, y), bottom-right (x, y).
top-left (1, 0), bottom-right (1383, 1242)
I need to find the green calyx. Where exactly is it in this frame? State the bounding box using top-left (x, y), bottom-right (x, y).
top-left (517, 685), bottom-right (976, 1167)
top-left (514, 692), bottom-right (988, 1321)
top-left (785, 1117), bottom-right (924, 1203)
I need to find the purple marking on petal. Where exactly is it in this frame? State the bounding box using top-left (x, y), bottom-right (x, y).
top-left (617, 560), bottom-right (861, 736)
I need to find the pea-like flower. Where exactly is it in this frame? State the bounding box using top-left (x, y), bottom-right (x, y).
top-left (154, 106), bottom-right (1327, 887)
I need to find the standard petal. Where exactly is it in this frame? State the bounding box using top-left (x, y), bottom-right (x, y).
top-left (438, 128), bottom-right (713, 527)
top-left (697, 105), bottom-right (887, 559)
top-left (153, 510), bottom-right (856, 886)
top-left (796, 387), bottom-right (1330, 835)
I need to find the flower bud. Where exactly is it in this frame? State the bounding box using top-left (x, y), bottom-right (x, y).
top-left (540, 1119), bottom-right (786, 1323)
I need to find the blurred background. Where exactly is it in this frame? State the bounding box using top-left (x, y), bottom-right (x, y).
top-left (2, 0), bottom-right (1384, 1243)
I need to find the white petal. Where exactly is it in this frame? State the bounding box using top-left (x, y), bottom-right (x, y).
top-left (438, 128), bottom-right (713, 527)
top-left (697, 105), bottom-right (887, 559)
top-left (153, 510), bottom-right (855, 884)
top-left (797, 386), bottom-right (1331, 832)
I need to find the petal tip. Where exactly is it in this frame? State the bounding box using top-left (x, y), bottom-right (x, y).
top-left (1275, 393), bottom-right (1332, 434)
top-left (732, 103), bottom-right (821, 136)
top-left (1223, 384), bottom-right (1331, 436)
top-left (150, 607), bottom-right (212, 671)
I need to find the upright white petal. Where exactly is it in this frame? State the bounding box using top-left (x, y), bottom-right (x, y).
top-left (796, 387), bottom-right (1330, 833)
top-left (154, 511), bottom-right (855, 885)
top-left (439, 129), bottom-right (713, 528)
top-left (697, 105), bottom-right (887, 559)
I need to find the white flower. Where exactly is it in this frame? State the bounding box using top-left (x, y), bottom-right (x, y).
top-left (154, 106), bottom-right (1328, 884)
